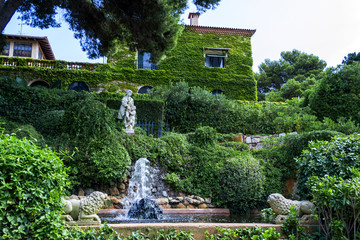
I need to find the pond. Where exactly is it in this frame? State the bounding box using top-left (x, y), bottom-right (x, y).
top-left (101, 213), bottom-right (265, 224)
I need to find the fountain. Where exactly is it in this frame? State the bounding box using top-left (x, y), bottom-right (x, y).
top-left (116, 158), bottom-right (163, 220)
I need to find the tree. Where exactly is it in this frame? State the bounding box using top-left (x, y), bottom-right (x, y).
top-left (0, 0), bottom-right (220, 61)
top-left (342, 52), bottom-right (360, 65)
top-left (309, 63), bottom-right (360, 123)
top-left (256, 49), bottom-right (326, 100)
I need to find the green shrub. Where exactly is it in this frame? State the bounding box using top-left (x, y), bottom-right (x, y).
top-left (11, 124), bottom-right (47, 148)
top-left (0, 133), bottom-right (68, 239)
top-left (219, 141), bottom-right (249, 151)
top-left (214, 152), bottom-right (265, 213)
top-left (205, 226), bottom-right (281, 240)
top-left (62, 99), bottom-right (130, 187)
top-left (35, 110), bottom-right (65, 136)
top-left (297, 134), bottom-right (360, 198)
top-left (309, 63), bottom-right (360, 123)
top-left (254, 130), bottom-right (343, 198)
top-left (281, 206), bottom-right (309, 239)
top-left (188, 126), bottom-right (217, 147)
top-left (310, 170), bottom-right (360, 240)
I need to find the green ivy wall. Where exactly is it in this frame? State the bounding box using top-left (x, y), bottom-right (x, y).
top-left (0, 28), bottom-right (256, 100)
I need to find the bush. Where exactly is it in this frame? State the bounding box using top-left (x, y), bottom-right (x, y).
top-left (214, 152), bottom-right (265, 213)
top-left (150, 82), bottom-right (325, 135)
top-left (205, 227), bottom-right (281, 240)
top-left (62, 99), bottom-right (130, 187)
top-left (11, 124), bottom-right (47, 148)
top-left (310, 171), bottom-right (360, 240)
top-left (0, 132), bottom-right (68, 239)
top-left (188, 126), bottom-right (217, 147)
top-left (35, 110), bottom-right (65, 136)
top-left (254, 130), bottom-right (342, 198)
top-left (309, 63), bottom-right (360, 123)
top-left (297, 134), bottom-right (360, 198)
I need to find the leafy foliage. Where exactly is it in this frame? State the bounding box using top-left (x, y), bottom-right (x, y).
top-left (342, 52), bottom-right (360, 65)
top-left (0, 132), bottom-right (68, 239)
top-left (256, 49), bottom-right (326, 100)
top-left (205, 226), bottom-right (281, 240)
top-left (254, 130), bottom-right (342, 198)
top-left (281, 206), bottom-right (309, 240)
top-left (214, 152), bottom-right (265, 213)
top-left (309, 63), bottom-right (360, 123)
top-left (62, 99), bottom-right (130, 187)
top-left (310, 170), bottom-right (360, 240)
top-left (296, 134), bottom-right (360, 198)
top-left (2, 0), bottom-right (220, 60)
top-left (150, 82), bottom-right (328, 134)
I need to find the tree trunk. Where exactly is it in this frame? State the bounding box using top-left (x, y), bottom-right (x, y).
top-left (0, 0), bottom-right (23, 33)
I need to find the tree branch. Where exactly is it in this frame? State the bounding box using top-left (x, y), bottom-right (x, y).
top-left (0, 0), bottom-right (23, 33)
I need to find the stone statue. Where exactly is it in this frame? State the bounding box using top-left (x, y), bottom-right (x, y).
top-left (267, 193), bottom-right (317, 224)
top-left (61, 191), bottom-right (107, 225)
top-left (118, 90), bottom-right (136, 134)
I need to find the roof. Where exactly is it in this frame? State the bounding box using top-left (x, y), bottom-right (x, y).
top-left (4, 34), bottom-right (55, 60)
top-left (185, 25), bottom-right (256, 37)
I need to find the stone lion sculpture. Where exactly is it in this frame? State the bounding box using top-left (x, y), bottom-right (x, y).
top-left (267, 193), bottom-right (316, 224)
top-left (62, 191), bottom-right (107, 225)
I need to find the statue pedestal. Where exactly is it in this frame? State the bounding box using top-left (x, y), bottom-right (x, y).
top-left (126, 129), bottom-right (135, 135)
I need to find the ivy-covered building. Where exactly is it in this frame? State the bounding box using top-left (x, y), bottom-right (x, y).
top-left (0, 14), bottom-right (256, 100)
top-left (109, 13), bottom-right (257, 100)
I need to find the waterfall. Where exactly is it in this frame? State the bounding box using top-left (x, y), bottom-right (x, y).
top-left (122, 158), bottom-right (163, 219)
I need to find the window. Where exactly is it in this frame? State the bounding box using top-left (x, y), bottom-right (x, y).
top-left (13, 43), bottom-right (32, 57)
top-left (206, 55), bottom-right (225, 68)
top-left (138, 86), bottom-right (153, 94)
top-left (38, 48), bottom-right (43, 59)
top-left (68, 81), bottom-right (90, 92)
top-left (204, 48), bottom-right (228, 68)
top-left (138, 51), bottom-right (158, 69)
top-left (2, 42), bottom-right (9, 56)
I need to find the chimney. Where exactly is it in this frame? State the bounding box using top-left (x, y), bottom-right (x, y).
top-left (188, 12), bottom-right (200, 26)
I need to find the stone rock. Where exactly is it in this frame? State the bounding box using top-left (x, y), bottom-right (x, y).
top-left (127, 198), bottom-right (163, 219)
top-left (78, 189), bottom-right (85, 197)
top-left (154, 198), bottom-right (169, 205)
top-left (69, 195), bottom-right (79, 200)
top-left (176, 197), bottom-right (184, 202)
top-left (177, 203), bottom-right (186, 209)
top-left (108, 185), bottom-right (120, 196)
top-left (84, 188), bottom-right (95, 196)
top-left (169, 198), bottom-right (180, 204)
top-left (119, 183), bottom-right (126, 191)
top-left (187, 204), bottom-right (195, 209)
top-left (198, 203), bottom-right (207, 209)
top-left (194, 196), bottom-right (204, 203)
top-left (204, 198), bottom-right (211, 204)
top-left (161, 204), bottom-right (171, 209)
top-left (188, 199), bottom-right (201, 205)
top-left (162, 191), bottom-right (168, 197)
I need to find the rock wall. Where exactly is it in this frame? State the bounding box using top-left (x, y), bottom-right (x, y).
top-left (234, 132), bottom-right (298, 150)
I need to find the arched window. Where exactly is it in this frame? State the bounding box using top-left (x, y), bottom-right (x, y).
top-left (212, 89), bottom-right (223, 95)
top-left (138, 86), bottom-right (153, 94)
top-left (68, 81), bottom-right (90, 92)
top-left (28, 80), bottom-right (50, 88)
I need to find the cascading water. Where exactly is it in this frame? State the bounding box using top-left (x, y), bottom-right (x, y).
top-left (121, 158), bottom-right (163, 219)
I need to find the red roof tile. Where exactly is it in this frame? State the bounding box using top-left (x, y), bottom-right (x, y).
top-left (185, 25), bottom-right (256, 37)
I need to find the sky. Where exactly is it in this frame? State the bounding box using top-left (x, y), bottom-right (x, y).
top-left (4, 0), bottom-right (360, 72)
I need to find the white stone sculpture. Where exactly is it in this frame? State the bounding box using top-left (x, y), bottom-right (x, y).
top-left (267, 193), bottom-right (317, 224)
top-left (62, 191), bottom-right (107, 225)
top-left (118, 90), bottom-right (136, 134)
